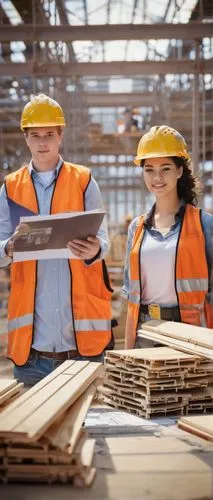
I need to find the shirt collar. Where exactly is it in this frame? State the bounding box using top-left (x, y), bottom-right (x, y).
top-left (28, 156), bottom-right (64, 178)
top-left (144, 200), bottom-right (186, 228)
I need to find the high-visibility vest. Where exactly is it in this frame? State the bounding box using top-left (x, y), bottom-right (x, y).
top-left (125, 204), bottom-right (211, 348)
top-left (5, 162), bottom-right (113, 365)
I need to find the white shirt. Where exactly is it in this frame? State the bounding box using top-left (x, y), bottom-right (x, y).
top-left (140, 229), bottom-right (178, 306)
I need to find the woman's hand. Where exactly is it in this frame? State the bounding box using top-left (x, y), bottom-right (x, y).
top-left (67, 236), bottom-right (101, 260)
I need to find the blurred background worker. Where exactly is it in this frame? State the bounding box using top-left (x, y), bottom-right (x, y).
top-left (122, 125), bottom-right (213, 349)
top-left (0, 94), bottom-right (113, 385)
top-left (107, 214), bottom-right (133, 264)
top-left (123, 107), bottom-right (142, 133)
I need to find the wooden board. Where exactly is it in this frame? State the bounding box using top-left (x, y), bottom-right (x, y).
top-left (0, 380), bottom-right (18, 396)
top-left (0, 361), bottom-right (102, 441)
top-left (138, 330), bottom-right (213, 359)
top-left (178, 415), bottom-right (213, 437)
top-left (45, 382), bottom-right (97, 453)
top-left (142, 320), bottom-right (213, 349)
top-left (0, 384), bottom-right (24, 406)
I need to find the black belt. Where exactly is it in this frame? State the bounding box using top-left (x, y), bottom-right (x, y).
top-left (140, 304), bottom-right (180, 321)
top-left (30, 348), bottom-right (79, 360)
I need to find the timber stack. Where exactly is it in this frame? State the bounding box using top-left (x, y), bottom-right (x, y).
top-left (100, 346), bottom-right (213, 419)
top-left (0, 360), bottom-right (102, 486)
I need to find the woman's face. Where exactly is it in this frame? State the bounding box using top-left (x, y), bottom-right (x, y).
top-left (143, 157), bottom-right (183, 198)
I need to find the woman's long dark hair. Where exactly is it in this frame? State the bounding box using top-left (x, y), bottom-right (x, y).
top-left (141, 156), bottom-right (201, 206)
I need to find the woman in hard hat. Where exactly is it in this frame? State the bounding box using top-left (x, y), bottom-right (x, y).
top-left (122, 125), bottom-right (213, 349)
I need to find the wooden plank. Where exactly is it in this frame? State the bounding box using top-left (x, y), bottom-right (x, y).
top-left (0, 380), bottom-right (18, 396)
top-left (0, 362), bottom-right (102, 441)
top-left (19, 363), bottom-right (102, 441)
top-left (178, 415), bottom-right (213, 436)
top-left (45, 383), bottom-right (97, 452)
top-left (142, 320), bottom-right (213, 349)
top-left (0, 360), bottom-right (77, 418)
top-left (178, 421), bottom-right (213, 442)
top-left (0, 361), bottom-right (90, 433)
top-left (138, 330), bottom-right (213, 359)
top-left (74, 434), bottom-right (96, 468)
top-left (0, 384), bottom-right (23, 406)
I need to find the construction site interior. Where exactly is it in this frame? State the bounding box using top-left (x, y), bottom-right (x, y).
top-left (0, 0), bottom-right (213, 499)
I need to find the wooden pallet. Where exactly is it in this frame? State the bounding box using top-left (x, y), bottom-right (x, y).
top-left (102, 347), bottom-right (213, 419)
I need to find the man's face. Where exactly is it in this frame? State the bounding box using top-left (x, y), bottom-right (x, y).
top-left (24, 127), bottom-right (63, 169)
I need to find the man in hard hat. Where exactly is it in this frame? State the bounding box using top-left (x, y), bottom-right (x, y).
top-left (0, 94), bottom-right (113, 385)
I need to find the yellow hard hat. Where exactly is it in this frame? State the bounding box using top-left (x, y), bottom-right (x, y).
top-left (20, 94), bottom-right (66, 130)
top-left (134, 125), bottom-right (191, 165)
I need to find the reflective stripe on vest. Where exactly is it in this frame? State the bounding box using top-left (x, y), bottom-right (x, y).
top-left (6, 162), bottom-right (112, 365)
top-left (74, 319), bottom-right (111, 331)
top-left (8, 313), bottom-right (33, 333)
top-left (177, 278), bottom-right (208, 293)
top-left (125, 205), bottom-right (210, 348)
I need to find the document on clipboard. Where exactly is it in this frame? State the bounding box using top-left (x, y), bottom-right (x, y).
top-left (13, 209), bottom-right (105, 262)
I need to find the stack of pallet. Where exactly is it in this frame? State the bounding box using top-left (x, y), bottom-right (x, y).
top-left (0, 379), bottom-right (24, 412)
top-left (100, 347), bottom-right (213, 419)
top-left (0, 360), bottom-right (102, 486)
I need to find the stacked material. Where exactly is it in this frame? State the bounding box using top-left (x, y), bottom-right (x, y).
top-left (138, 320), bottom-right (213, 360)
top-left (178, 415), bottom-right (213, 442)
top-left (100, 347), bottom-right (213, 419)
top-left (0, 360), bottom-right (102, 486)
top-left (0, 379), bottom-right (24, 411)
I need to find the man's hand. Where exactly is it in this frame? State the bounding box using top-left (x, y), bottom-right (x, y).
top-left (67, 236), bottom-right (101, 260)
top-left (5, 223), bottom-right (30, 258)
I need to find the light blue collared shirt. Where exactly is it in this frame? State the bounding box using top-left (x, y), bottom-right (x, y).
top-left (0, 158), bottom-right (110, 351)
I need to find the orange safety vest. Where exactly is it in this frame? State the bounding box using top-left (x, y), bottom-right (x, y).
top-left (125, 204), bottom-right (211, 349)
top-left (5, 162), bottom-right (113, 366)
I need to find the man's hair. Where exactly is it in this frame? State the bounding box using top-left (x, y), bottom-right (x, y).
top-left (23, 126), bottom-right (62, 136)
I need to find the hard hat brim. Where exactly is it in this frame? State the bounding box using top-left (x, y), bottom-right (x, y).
top-left (21, 121), bottom-right (66, 131)
top-left (134, 151), bottom-right (191, 165)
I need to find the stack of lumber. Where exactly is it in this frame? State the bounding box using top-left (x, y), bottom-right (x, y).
top-left (0, 379), bottom-right (24, 411)
top-left (0, 360), bottom-right (102, 486)
top-left (178, 415), bottom-right (213, 442)
top-left (138, 320), bottom-right (213, 360)
top-left (100, 347), bottom-right (213, 419)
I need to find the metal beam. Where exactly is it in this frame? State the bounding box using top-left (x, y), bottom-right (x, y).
top-left (0, 22), bottom-right (212, 41)
top-left (82, 0), bottom-right (88, 24)
top-left (55, 0), bottom-right (76, 61)
top-left (0, 59), bottom-right (212, 76)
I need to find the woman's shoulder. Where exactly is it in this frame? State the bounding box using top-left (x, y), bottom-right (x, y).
top-left (129, 213), bottom-right (147, 230)
top-left (201, 209), bottom-right (213, 229)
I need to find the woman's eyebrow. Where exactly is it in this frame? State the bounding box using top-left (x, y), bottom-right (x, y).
top-left (144, 163), bottom-right (172, 168)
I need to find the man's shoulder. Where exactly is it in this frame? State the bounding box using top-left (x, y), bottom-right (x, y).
top-left (63, 161), bottom-right (90, 175)
top-left (5, 165), bottom-right (28, 182)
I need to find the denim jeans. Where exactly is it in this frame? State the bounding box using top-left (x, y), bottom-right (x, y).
top-left (13, 351), bottom-right (104, 387)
